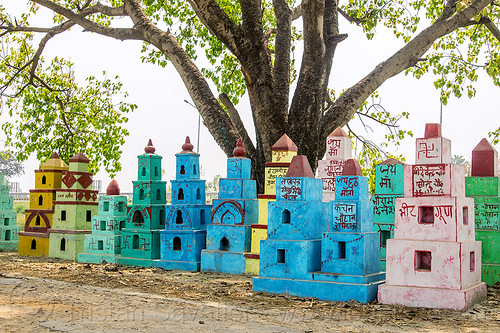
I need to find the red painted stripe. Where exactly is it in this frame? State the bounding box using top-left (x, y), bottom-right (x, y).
top-left (251, 224), bottom-right (268, 229)
top-left (257, 194), bottom-right (276, 199)
top-left (265, 163), bottom-right (290, 167)
top-left (48, 229), bottom-right (92, 234)
top-left (244, 253), bottom-right (260, 259)
top-left (19, 232), bottom-right (49, 238)
top-left (53, 201), bottom-right (98, 205)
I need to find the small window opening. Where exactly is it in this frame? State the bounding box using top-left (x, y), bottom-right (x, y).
top-left (154, 166), bottom-right (158, 177)
top-left (132, 234), bottom-right (139, 249)
top-left (415, 250), bottom-right (432, 271)
top-left (103, 201), bottom-right (110, 211)
top-left (41, 175), bottom-right (47, 185)
top-left (133, 211), bottom-right (144, 225)
top-left (119, 220), bottom-right (126, 230)
top-left (380, 230), bottom-right (391, 247)
top-left (38, 195), bottom-right (43, 206)
top-left (470, 252), bottom-right (475, 272)
top-left (141, 167), bottom-right (146, 177)
top-left (61, 210), bottom-right (66, 221)
top-left (35, 216), bottom-right (41, 226)
top-left (4, 218), bottom-right (9, 226)
top-left (463, 207), bottom-right (469, 225)
top-left (156, 189), bottom-right (161, 201)
top-left (196, 188), bottom-right (201, 200)
top-left (178, 188), bottom-right (184, 201)
top-left (139, 189), bottom-right (145, 200)
top-left (419, 206), bottom-right (434, 224)
top-left (220, 237), bottom-right (229, 251)
top-left (60, 238), bottom-right (66, 252)
top-left (282, 209), bottom-right (291, 224)
top-left (180, 165), bottom-right (185, 175)
top-left (338, 241), bottom-right (346, 259)
top-left (159, 209), bottom-right (165, 226)
top-left (100, 220), bottom-right (106, 231)
top-left (193, 164), bottom-right (197, 175)
top-left (173, 237), bottom-right (181, 251)
top-left (277, 249), bottom-right (285, 263)
top-left (98, 240), bottom-right (103, 250)
top-left (31, 239), bottom-right (37, 250)
top-left (118, 201), bottom-right (125, 212)
top-left (5, 230), bottom-right (11, 241)
top-left (200, 210), bottom-right (205, 225)
top-left (86, 210), bottom-right (92, 222)
top-left (176, 210), bottom-right (183, 224)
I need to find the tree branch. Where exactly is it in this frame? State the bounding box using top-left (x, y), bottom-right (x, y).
top-left (219, 93), bottom-right (256, 159)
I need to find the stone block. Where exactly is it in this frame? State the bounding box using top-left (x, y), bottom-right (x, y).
top-left (276, 177), bottom-right (323, 202)
top-left (264, 165), bottom-right (288, 195)
top-left (137, 154), bottom-right (162, 182)
top-left (175, 153), bottom-right (201, 180)
top-left (471, 138), bottom-right (498, 177)
top-left (259, 239), bottom-right (321, 279)
top-left (415, 137), bottom-right (452, 165)
top-left (481, 263), bottom-right (500, 286)
top-left (218, 178), bottom-right (257, 200)
top-left (91, 215), bottom-right (126, 235)
top-left (335, 176), bottom-right (369, 201)
top-left (385, 239), bottom-right (482, 290)
top-left (475, 229), bottom-right (500, 264)
top-left (407, 163), bottom-right (465, 197)
top-left (171, 180), bottom-right (206, 205)
top-left (18, 233), bottom-right (49, 257)
top-left (211, 199), bottom-right (258, 225)
top-left (29, 191), bottom-right (55, 210)
top-left (244, 256), bottom-right (260, 275)
top-left (165, 204), bottom-right (211, 230)
top-left (82, 234), bottom-right (121, 255)
top-left (329, 200), bottom-right (373, 232)
top-left (205, 224), bottom-right (251, 253)
top-left (120, 229), bottom-right (161, 261)
top-left (267, 201), bottom-right (329, 240)
top-left (250, 224), bottom-right (267, 253)
top-left (200, 250), bottom-right (246, 274)
top-left (317, 160), bottom-right (346, 179)
top-left (227, 157), bottom-right (251, 179)
top-left (372, 194), bottom-right (403, 223)
top-left (394, 197), bottom-right (475, 242)
top-left (257, 196), bottom-right (274, 225)
top-left (52, 204), bottom-right (98, 230)
top-left (324, 129), bottom-right (352, 161)
top-left (132, 180), bottom-right (167, 205)
top-left (156, 230), bottom-right (206, 271)
top-left (466, 177), bottom-right (500, 197)
top-left (377, 282), bottom-right (487, 311)
top-left (97, 195), bottom-right (128, 217)
top-left (473, 197), bottom-right (500, 230)
top-left (375, 163), bottom-right (408, 195)
top-left (321, 232), bottom-right (380, 275)
top-left (48, 232), bottom-right (87, 260)
top-left (125, 205), bottom-right (167, 230)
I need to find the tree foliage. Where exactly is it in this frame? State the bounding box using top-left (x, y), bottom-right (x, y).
top-left (0, 150), bottom-right (24, 178)
top-left (1, 0), bottom-right (499, 187)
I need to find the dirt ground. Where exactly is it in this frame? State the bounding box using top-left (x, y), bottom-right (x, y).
top-left (0, 252), bottom-right (499, 332)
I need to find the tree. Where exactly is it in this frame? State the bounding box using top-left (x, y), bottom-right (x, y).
top-left (1, 0), bottom-right (499, 187)
top-left (0, 151), bottom-right (24, 178)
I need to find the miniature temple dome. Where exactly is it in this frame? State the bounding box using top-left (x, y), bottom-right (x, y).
top-left (69, 152), bottom-right (90, 163)
top-left (285, 155), bottom-right (315, 178)
top-left (41, 152), bottom-right (68, 170)
top-left (341, 159), bottom-right (363, 176)
top-left (329, 127), bottom-right (349, 137)
top-left (180, 136), bottom-right (194, 153)
top-left (424, 123), bottom-right (441, 138)
top-left (272, 134), bottom-right (298, 152)
top-left (233, 138), bottom-right (246, 157)
top-left (106, 179), bottom-right (121, 195)
top-left (144, 139), bottom-right (156, 154)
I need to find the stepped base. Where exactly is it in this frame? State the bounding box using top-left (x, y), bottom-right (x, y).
top-left (18, 234), bottom-right (49, 257)
top-left (482, 263), bottom-right (500, 286)
top-left (201, 250), bottom-right (246, 274)
top-left (78, 253), bottom-right (120, 264)
top-left (253, 276), bottom-right (383, 303)
top-left (116, 256), bottom-right (156, 268)
top-left (0, 240), bottom-right (18, 252)
top-left (153, 259), bottom-right (200, 271)
top-left (378, 282), bottom-right (487, 311)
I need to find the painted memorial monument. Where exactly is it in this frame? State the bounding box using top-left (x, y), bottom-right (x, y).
top-left (78, 179), bottom-right (128, 264)
top-left (48, 153), bottom-right (99, 260)
top-left (117, 140), bottom-right (167, 267)
top-left (245, 134), bottom-right (297, 274)
top-left (154, 137), bottom-right (211, 271)
top-left (378, 123), bottom-right (487, 311)
top-left (0, 173), bottom-right (20, 251)
top-left (372, 158), bottom-right (408, 270)
top-left (201, 139), bottom-right (258, 274)
top-left (465, 138), bottom-right (500, 285)
top-left (18, 153), bottom-right (68, 257)
top-left (317, 128), bottom-right (352, 202)
top-left (253, 157), bottom-right (384, 302)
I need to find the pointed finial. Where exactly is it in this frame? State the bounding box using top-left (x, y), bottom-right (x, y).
top-left (50, 152), bottom-right (60, 159)
top-left (342, 159), bottom-right (363, 176)
top-left (145, 139), bottom-right (156, 154)
top-left (106, 179), bottom-right (120, 195)
top-left (329, 127), bottom-right (349, 137)
top-left (69, 152), bottom-right (90, 163)
top-left (285, 156), bottom-right (315, 178)
top-left (233, 138), bottom-right (246, 157)
top-left (424, 123), bottom-right (442, 138)
top-left (272, 134), bottom-right (298, 152)
top-left (181, 136), bottom-right (194, 153)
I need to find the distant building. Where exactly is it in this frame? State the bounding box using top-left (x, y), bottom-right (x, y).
top-left (7, 181), bottom-right (21, 193)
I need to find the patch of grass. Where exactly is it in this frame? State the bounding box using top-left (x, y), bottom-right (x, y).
top-left (13, 201), bottom-right (29, 227)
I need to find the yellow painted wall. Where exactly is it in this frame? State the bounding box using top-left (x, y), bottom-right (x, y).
top-left (272, 150), bottom-right (297, 163)
top-left (35, 172), bottom-right (63, 190)
top-left (18, 235), bottom-right (49, 257)
top-left (245, 257), bottom-right (260, 275)
top-left (29, 192), bottom-right (55, 210)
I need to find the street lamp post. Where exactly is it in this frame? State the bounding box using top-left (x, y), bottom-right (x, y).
top-left (184, 100), bottom-right (201, 153)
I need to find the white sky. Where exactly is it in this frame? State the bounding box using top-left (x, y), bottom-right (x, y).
top-left (2, 1), bottom-right (499, 193)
